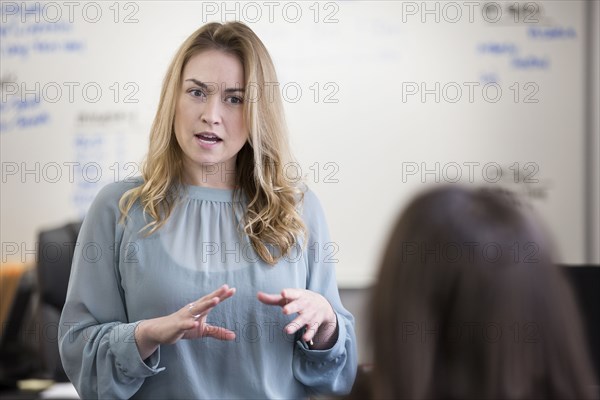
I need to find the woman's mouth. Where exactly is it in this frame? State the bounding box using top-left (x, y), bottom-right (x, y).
top-left (194, 132), bottom-right (222, 145)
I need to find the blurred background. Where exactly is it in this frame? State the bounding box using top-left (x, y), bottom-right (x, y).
top-left (1, 0), bottom-right (599, 396)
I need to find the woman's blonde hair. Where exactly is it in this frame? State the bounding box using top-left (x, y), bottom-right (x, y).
top-left (119, 21), bottom-right (306, 265)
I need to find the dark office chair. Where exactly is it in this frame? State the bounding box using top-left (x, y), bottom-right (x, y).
top-left (562, 265), bottom-right (600, 386)
top-left (36, 221), bottom-right (82, 382)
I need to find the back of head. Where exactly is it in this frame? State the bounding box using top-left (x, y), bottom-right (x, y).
top-left (370, 185), bottom-right (598, 399)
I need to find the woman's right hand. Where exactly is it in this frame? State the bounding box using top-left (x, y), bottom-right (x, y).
top-left (134, 284), bottom-right (236, 360)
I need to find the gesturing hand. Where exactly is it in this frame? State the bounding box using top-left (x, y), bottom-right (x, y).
top-left (135, 284), bottom-right (236, 360)
top-left (179, 284), bottom-right (237, 341)
top-left (257, 288), bottom-right (338, 350)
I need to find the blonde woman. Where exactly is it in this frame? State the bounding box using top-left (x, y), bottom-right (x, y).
top-left (59, 22), bottom-right (357, 399)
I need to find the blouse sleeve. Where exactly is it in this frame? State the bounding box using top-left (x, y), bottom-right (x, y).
top-left (58, 182), bottom-right (164, 399)
top-left (292, 188), bottom-right (358, 396)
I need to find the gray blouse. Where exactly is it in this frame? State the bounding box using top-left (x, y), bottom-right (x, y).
top-left (58, 178), bottom-right (357, 399)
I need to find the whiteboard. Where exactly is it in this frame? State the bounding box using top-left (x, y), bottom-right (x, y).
top-left (0, 1), bottom-right (590, 286)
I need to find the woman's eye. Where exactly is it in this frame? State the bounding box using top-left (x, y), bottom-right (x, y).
top-left (226, 96), bottom-right (244, 104)
top-left (189, 89), bottom-right (206, 98)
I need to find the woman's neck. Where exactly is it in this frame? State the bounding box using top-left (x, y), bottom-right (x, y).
top-left (182, 161), bottom-right (237, 189)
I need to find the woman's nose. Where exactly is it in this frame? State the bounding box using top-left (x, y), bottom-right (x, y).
top-left (200, 95), bottom-right (221, 126)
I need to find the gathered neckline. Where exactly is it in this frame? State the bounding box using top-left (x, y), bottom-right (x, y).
top-left (124, 177), bottom-right (245, 203)
top-left (182, 183), bottom-right (242, 203)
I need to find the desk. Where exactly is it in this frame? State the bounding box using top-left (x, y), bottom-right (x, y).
top-left (0, 264), bottom-right (28, 339)
top-left (0, 382), bottom-right (78, 399)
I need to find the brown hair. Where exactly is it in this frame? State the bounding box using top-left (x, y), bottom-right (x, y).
top-left (369, 185), bottom-right (597, 399)
top-left (118, 22), bottom-right (306, 264)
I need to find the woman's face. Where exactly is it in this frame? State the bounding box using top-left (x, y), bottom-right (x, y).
top-left (174, 49), bottom-right (248, 186)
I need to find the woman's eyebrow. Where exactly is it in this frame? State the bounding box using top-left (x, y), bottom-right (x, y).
top-left (184, 78), bottom-right (245, 93)
top-left (224, 87), bottom-right (245, 93)
top-left (184, 78), bottom-right (209, 89)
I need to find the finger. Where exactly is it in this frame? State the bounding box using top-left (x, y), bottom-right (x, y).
top-left (281, 288), bottom-right (303, 301)
top-left (302, 322), bottom-right (320, 342)
top-left (199, 286), bottom-right (235, 305)
top-left (201, 284), bottom-right (230, 301)
top-left (282, 297), bottom-right (306, 316)
top-left (190, 288), bottom-right (237, 318)
top-left (285, 315), bottom-right (308, 335)
top-left (198, 284), bottom-right (232, 304)
top-left (187, 299), bottom-right (218, 319)
top-left (203, 325), bottom-right (236, 341)
top-left (303, 329), bottom-right (315, 343)
top-left (219, 287), bottom-right (236, 301)
top-left (180, 318), bottom-right (200, 331)
top-left (199, 297), bottom-right (220, 311)
top-left (257, 291), bottom-right (286, 306)
top-left (195, 288), bottom-right (235, 310)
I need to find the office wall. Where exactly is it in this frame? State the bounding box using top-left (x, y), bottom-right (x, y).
top-left (589, 0), bottom-right (599, 263)
top-left (1, 1), bottom-right (598, 286)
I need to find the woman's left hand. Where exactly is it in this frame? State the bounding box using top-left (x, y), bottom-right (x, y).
top-left (257, 289), bottom-right (338, 349)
